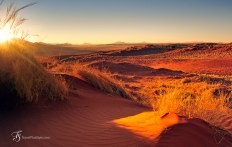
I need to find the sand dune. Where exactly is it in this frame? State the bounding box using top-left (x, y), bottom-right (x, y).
top-left (1, 75), bottom-right (231, 147)
top-left (157, 116), bottom-right (232, 147)
top-left (0, 75), bottom-right (155, 146)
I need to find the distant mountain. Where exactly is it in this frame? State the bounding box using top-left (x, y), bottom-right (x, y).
top-left (112, 41), bottom-right (127, 44)
top-left (111, 41), bottom-right (151, 45)
top-left (82, 43), bottom-right (92, 45)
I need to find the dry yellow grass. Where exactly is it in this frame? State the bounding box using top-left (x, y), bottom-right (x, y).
top-left (78, 66), bottom-right (133, 99)
top-left (44, 60), bottom-right (133, 99)
top-left (0, 41), bottom-right (68, 105)
top-left (139, 77), bottom-right (232, 134)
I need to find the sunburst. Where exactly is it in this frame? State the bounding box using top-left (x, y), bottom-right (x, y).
top-left (0, 24), bottom-right (13, 42)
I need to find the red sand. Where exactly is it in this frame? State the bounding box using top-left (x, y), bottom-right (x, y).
top-left (0, 75), bottom-right (231, 147)
top-left (149, 58), bottom-right (232, 76)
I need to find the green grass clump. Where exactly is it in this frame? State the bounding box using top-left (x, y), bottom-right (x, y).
top-left (0, 41), bottom-right (68, 106)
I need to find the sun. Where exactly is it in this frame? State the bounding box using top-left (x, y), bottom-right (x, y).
top-left (0, 24), bottom-right (14, 42)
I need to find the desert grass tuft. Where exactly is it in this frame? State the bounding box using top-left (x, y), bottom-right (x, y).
top-left (139, 78), bottom-right (232, 134)
top-left (45, 60), bottom-right (134, 100)
top-left (0, 41), bottom-right (68, 105)
top-left (78, 66), bottom-right (132, 99)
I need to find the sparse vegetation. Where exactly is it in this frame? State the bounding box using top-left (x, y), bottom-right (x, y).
top-left (138, 76), bottom-right (232, 134)
top-left (40, 47), bottom-right (232, 134)
top-left (79, 67), bottom-right (132, 99)
top-left (43, 60), bottom-right (133, 100)
top-left (0, 41), bottom-right (68, 106)
top-left (39, 43), bottom-right (232, 135)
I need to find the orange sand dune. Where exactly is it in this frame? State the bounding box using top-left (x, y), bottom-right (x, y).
top-left (0, 75), bottom-right (231, 147)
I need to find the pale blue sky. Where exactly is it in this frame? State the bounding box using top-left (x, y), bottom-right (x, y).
top-left (1, 0), bottom-right (232, 44)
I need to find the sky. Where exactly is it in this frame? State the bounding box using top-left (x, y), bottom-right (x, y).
top-left (0, 0), bottom-right (232, 44)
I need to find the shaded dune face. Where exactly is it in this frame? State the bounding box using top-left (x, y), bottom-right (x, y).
top-left (0, 83), bottom-right (23, 112)
top-left (156, 114), bottom-right (232, 147)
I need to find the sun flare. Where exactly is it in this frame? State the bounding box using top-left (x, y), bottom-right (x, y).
top-left (0, 24), bottom-right (13, 42)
